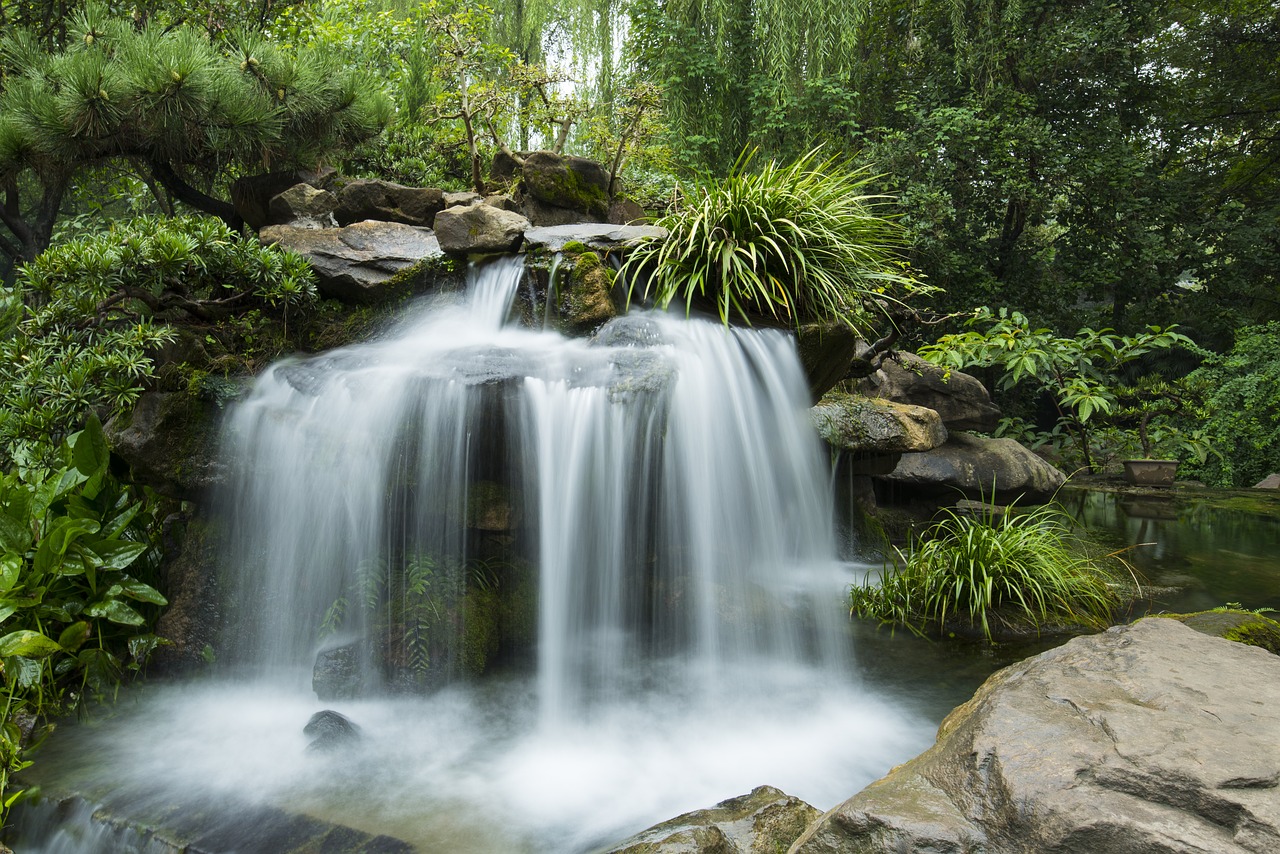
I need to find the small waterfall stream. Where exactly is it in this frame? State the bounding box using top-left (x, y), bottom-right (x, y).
top-left (13, 257), bottom-right (931, 853)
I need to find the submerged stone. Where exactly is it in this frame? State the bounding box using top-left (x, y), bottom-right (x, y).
top-left (304, 710), bottom-right (362, 753)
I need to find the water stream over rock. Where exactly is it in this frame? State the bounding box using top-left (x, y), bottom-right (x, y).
top-left (14, 258), bottom-right (931, 852)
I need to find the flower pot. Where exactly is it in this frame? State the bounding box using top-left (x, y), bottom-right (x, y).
top-left (1121, 459), bottom-right (1178, 487)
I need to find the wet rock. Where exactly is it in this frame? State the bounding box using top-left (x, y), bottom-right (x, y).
top-left (260, 220), bottom-right (446, 303)
top-left (551, 249), bottom-right (617, 334)
top-left (879, 431), bottom-right (1066, 504)
top-left (267, 183), bottom-right (337, 227)
top-left (105, 391), bottom-right (223, 501)
top-left (605, 785), bottom-right (819, 854)
top-left (523, 223), bottom-right (667, 253)
top-left (791, 618), bottom-right (1280, 854)
top-left (855, 350), bottom-right (1001, 432)
top-left (593, 315), bottom-right (668, 349)
top-left (521, 151), bottom-right (611, 218)
top-left (794, 322), bottom-right (860, 401)
top-left (333, 179), bottom-right (445, 227)
top-left (151, 512), bottom-right (220, 676)
top-left (434, 204), bottom-right (530, 255)
top-left (467, 481), bottom-right (521, 532)
top-left (811, 391), bottom-right (948, 455)
top-left (313, 640), bottom-right (371, 701)
top-left (304, 710), bottom-right (362, 753)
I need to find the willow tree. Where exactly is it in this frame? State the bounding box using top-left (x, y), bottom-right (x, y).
top-left (0, 2), bottom-right (390, 263)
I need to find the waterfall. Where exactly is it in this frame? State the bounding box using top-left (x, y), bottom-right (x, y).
top-left (12, 256), bottom-right (930, 854)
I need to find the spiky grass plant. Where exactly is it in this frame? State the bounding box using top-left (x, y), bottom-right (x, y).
top-left (851, 503), bottom-right (1127, 642)
top-left (622, 147), bottom-right (914, 331)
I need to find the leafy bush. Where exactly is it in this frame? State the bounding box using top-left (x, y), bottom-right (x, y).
top-left (622, 148), bottom-right (920, 331)
top-left (0, 416), bottom-right (168, 827)
top-left (850, 504), bottom-right (1126, 642)
top-left (919, 307), bottom-right (1203, 472)
top-left (1182, 323), bottom-right (1280, 488)
top-left (0, 216), bottom-right (316, 467)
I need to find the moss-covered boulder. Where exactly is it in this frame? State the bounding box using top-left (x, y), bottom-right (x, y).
top-left (811, 392), bottom-right (948, 455)
top-left (105, 391), bottom-right (223, 501)
top-left (1158, 609), bottom-right (1280, 655)
top-left (553, 248), bottom-right (618, 334)
top-left (521, 151), bottom-right (611, 219)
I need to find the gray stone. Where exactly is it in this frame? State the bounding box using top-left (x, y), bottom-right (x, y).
top-left (811, 391), bottom-right (948, 455)
top-left (1254, 473), bottom-right (1280, 489)
top-left (879, 431), bottom-right (1066, 504)
top-left (445, 190), bottom-right (482, 207)
top-left (608, 197), bottom-right (647, 225)
top-left (855, 350), bottom-right (1002, 432)
top-left (105, 392), bottom-right (222, 501)
top-left (607, 786), bottom-right (819, 854)
top-left (521, 151), bottom-right (611, 218)
top-left (268, 182), bottom-right (336, 227)
top-left (313, 640), bottom-right (370, 701)
top-left (434, 204), bottom-right (530, 254)
top-left (523, 223), bottom-right (667, 253)
top-left (333, 179), bottom-right (445, 227)
top-left (790, 618), bottom-right (1280, 854)
top-left (483, 193), bottom-right (521, 212)
top-left (304, 710), bottom-right (362, 753)
top-left (521, 194), bottom-right (601, 226)
top-left (794, 323), bottom-right (860, 402)
top-left (259, 220), bottom-right (444, 303)
top-left (232, 168), bottom-right (335, 229)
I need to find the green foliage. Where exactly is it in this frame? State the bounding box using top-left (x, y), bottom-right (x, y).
top-left (622, 148), bottom-right (921, 332)
top-left (1182, 323), bottom-right (1280, 488)
top-left (0, 2), bottom-right (391, 259)
top-left (920, 307), bottom-right (1203, 472)
top-left (850, 503), bottom-right (1124, 643)
top-left (0, 415), bottom-right (168, 828)
top-left (0, 216), bottom-right (316, 466)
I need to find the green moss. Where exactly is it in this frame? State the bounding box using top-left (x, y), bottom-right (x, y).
top-left (460, 587), bottom-right (500, 677)
top-left (560, 240), bottom-right (589, 254)
top-left (1155, 609), bottom-right (1280, 655)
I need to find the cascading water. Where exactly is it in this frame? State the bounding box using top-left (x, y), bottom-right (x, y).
top-left (13, 257), bottom-right (932, 853)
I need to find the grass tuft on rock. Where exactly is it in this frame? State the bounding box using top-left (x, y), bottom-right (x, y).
top-left (851, 503), bottom-right (1128, 642)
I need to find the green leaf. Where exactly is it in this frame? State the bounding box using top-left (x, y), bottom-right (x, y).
top-left (58, 621), bottom-right (92, 652)
top-left (0, 554), bottom-right (22, 593)
top-left (85, 599), bottom-right (145, 626)
top-left (0, 629), bottom-right (63, 659)
top-left (118, 577), bottom-right (166, 606)
top-left (87, 539), bottom-right (147, 572)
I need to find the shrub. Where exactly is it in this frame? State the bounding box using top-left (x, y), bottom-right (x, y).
top-left (851, 503), bottom-right (1125, 642)
top-left (622, 148), bottom-right (921, 331)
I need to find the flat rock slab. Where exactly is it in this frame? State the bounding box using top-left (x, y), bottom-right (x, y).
top-left (791, 618), bottom-right (1280, 854)
top-left (523, 223), bottom-right (667, 252)
top-left (260, 220), bottom-right (443, 304)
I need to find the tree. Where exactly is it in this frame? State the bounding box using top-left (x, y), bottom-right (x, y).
top-left (0, 2), bottom-right (390, 262)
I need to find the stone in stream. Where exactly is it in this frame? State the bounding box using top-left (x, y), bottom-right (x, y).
top-left (604, 785), bottom-right (819, 854)
top-left (304, 710), bottom-right (362, 753)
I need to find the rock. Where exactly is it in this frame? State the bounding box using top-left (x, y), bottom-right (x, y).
top-left (268, 183), bottom-right (337, 227)
top-left (483, 193), bottom-right (521, 212)
top-left (151, 512), bottom-right (220, 676)
top-left (791, 618), bottom-right (1280, 854)
top-left (608, 197), bottom-right (647, 225)
top-left (1254, 473), bottom-right (1280, 489)
top-left (304, 710), bottom-right (362, 753)
top-left (523, 223), bottom-right (667, 253)
top-left (232, 169), bottom-right (334, 229)
top-left (466, 481), bottom-right (521, 532)
top-left (521, 151), bottom-right (611, 218)
top-left (260, 220), bottom-right (447, 303)
top-left (313, 640), bottom-right (370, 701)
top-left (489, 148), bottom-right (523, 185)
top-left (811, 391), bottom-right (948, 455)
top-left (1161, 610), bottom-right (1280, 655)
top-left (794, 323), bottom-right (860, 401)
top-left (879, 431), bottom-right (1066, 504)
top-left (105, 391), bottom-right (222, 501)
top-left (333, 179), bottom-right (445, 227)
top-left (445, 190), bottom-right (482, 207)
top-left (552, 249), bottom-right (617, 333)
top-left (434, 204), bottom-right (530, 254)
top-left (605, 786), bottom-right (819, 854)
top-left (855, 351), bottom-right (1001, 432)
top-left (520, 194), bottom-right (602, 226)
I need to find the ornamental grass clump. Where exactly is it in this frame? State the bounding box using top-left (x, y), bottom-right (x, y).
top-left (851, 503), bottom-right (1126, 642)
top-left (622, 147), bottom-right (915, 332)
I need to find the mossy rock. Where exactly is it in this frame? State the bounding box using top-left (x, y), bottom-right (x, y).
top-left (553, 248), bottom-right (617, 334)
top-left (1156, 609), bottom-right (1280, 655)
top-left (521, 152), bottom-right (611, 218)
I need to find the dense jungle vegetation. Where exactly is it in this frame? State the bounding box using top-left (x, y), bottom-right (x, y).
top-left (0, 0), bottom-right (1276, 831)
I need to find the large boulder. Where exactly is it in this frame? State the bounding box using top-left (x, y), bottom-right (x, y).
top-left (260, 220), bottom-right (450, 303)
top-left (105, 391), bottom-right (222, 501)
top-left (333, 179), bottom-right (445, 227)
top-left (520, 151), bottom-right (611, 219)
top-left (790, 618), bottom-right (1280, 854)
top-left (811, 392), bottom-right (948, 455)
top-left (434, 204), bottom-right (530, 254)
top-left (878, 431), bottom-right (1066, 504)
top-left (606, 786), bottom-right (820, 854)
top-left (794, 323), bottom-right (860, 402)
top-left (268, 182), bottom-right (337, 227)
top-left (231, 168), bottom-right (336, 229)
top-left (855, 350), bottom-right (1001, 432)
